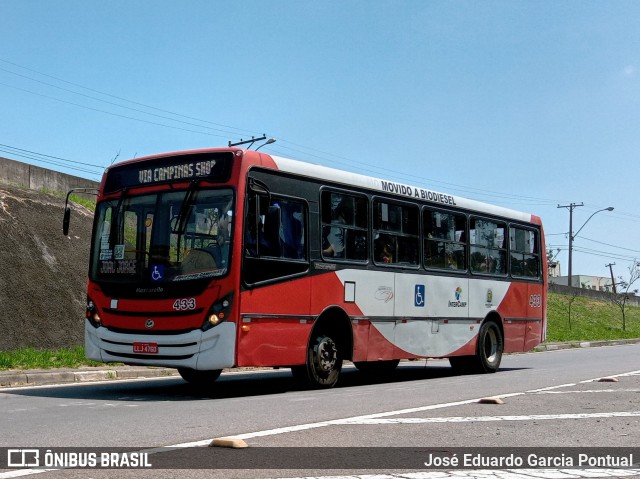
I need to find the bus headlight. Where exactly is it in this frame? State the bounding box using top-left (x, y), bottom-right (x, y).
top-left (86, 298), bottom-right (101, 328)
top-left (202, 295), bottom-right (232, 331)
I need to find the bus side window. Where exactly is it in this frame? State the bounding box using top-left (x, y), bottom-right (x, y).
top-left (510, 226), bottom-right (540, 278)
top-left (470, 217), bottom-right (507, 275)
top-left (373, 199), bottom-right (418, 266)
top-left (321, 190), bottom-right (368, 262)
top-left (262, 205), bottom-right (282, 257)
top-left (424, 209), bottom-right (467, 271)
top-left (280, 201), bottom-right (304, 259)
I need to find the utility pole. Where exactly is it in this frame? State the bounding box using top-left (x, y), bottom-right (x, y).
top-left (605, 262), bottom-right (617, 294)
top-left (558, 203), bottom-right (614, 289)
top-left (557, 202), bottom-right (583, 288)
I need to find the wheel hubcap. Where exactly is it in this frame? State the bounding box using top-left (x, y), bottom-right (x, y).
top-left (316, 338), bottom-right (337, 373)
top-left (484, 328), bottom-right (498, 363)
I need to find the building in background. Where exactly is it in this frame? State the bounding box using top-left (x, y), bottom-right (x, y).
top-left (550, 275), bottom-right (614, 292)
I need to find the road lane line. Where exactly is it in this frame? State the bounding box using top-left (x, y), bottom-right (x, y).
top-left (338, 411), bottom-right (640, 425)
top-left (579, 370), bottom-right (640, 384)
top-left (232, 392), bottom-right (527, 440)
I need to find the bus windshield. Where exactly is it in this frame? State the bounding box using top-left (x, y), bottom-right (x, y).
top-left (90, 188), bottom-right (234, 284)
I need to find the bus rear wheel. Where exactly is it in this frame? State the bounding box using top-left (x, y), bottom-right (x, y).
top-left (449, 321), bottom-right (503, 374)
top-left (295, 333), bottom-right (342, 388)
top-left (178, 368), bottom-right (222, 385)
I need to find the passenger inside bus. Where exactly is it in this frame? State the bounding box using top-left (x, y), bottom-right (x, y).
top-left (375, 235), bottom-right (395, 263)
top-left (323, 199), bottom-right (351, 257)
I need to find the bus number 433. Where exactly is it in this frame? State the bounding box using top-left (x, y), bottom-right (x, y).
top-left (173, 298), bottom-right (196, 311)
top-left (529, 294), bottom-right (542, 308)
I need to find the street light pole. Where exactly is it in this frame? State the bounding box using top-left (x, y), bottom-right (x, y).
top-left (558, 204), bottom-right (614, 288)
top-left (558, 203), bottom-right (583, 287)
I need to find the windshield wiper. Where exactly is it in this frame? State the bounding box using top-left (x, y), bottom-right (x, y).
top-left (172, 181), bottom-right (200, 234)
top-left (110, 188), bottom-right (128, 248)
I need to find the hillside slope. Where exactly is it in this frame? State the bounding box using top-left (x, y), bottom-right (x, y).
top-left (0, 183), bottom-right (94, 350)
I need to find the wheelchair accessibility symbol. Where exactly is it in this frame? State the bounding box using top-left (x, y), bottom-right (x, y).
top-left (151, 264), bottom-right (164, 282)
top-left (415, 284), bottom-right (425, 307)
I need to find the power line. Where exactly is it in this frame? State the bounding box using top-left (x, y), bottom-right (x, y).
top-left (0, 147), bottom-right (102, 177)
top-left (0, 58), bottom-right (256, 137)
top-left (0, 66), bottom-right (256, 139)
top-left (548, 243), bottom-right (638, 263)
top-left (0, 57), bottom-right (636, 222)
top-left (0, 81), bottom-right (231, 141)
top-left (0, 143), bottom-right (104, 169)
top-left (0, 58), bottom-right (563, 207)
top-left (580, 236), bottom-right (640, 254)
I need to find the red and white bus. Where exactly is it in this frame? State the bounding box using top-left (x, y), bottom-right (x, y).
top-left (64, 147), bottom-right (547, 388)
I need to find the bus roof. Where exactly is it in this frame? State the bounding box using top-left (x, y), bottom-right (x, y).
top-left (268, 154), bottom-right (535, 224)
top-left (103, 147), bottom-right (538, 224)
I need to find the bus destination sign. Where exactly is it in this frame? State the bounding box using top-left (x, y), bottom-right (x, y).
top-left (138, 159), bottom-right (216, 184)
top-left (103, 152), bottom-right (233, 194)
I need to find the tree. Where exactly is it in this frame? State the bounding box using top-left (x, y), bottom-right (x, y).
top-left (559, 288), bottom-right (579, 331)
top-left (609, 260), bottom-right (640, 331)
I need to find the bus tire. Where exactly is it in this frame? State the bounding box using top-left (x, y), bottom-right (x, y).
top-left (306, 333), bottom-right (342, 388)
top-left (178, 368), bottom-right (222, 385)
top-left (449, 320), bottom-right (503, 374)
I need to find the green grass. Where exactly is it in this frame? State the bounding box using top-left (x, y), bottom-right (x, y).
top-left (38, 188), bottom-right (97, 212)
top-left (1, 292), bottom-right (637, 371)
top-left (0, 346), bottom-right (103, 370)
top-left (68, 193), bottom-right (96, 212)
top-left (546, 292), bottom-right (640, 342)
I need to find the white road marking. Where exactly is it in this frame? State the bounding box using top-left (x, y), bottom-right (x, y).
top-left (533, 389), bottom-right (640, 395)
top-left (233, 392), bottom-right (528, 440)
top-left (0, 470), bottom-right (56, 478)
top-left (526, 383), bottom-right (577, 392)
top-left (337, 411), bottom-right (640, 425)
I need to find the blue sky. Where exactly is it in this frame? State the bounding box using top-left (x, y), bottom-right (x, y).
top-left (1, 1), bottom-right (639, 281)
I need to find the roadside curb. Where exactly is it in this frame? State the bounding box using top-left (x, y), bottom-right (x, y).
top-left (533, 338), bottom-right (640, 352)
top-left (0, 366), bottom-right (178, 388)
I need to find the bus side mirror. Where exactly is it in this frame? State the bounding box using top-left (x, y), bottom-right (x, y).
top-left (61, 187), bottom-right (98, 236)
top-left (63, 207), bottom-right (71, 235)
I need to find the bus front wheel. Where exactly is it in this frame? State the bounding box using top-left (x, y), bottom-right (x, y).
top-left (294, 333), bottom-right (342, 388)
top-left (178, 368), bottom-right (222, 385)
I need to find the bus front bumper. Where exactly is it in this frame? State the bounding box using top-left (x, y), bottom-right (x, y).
top-left (85, 320), bottom-right (236, 371)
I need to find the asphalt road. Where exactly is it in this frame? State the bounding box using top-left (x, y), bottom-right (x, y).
top-left (1, 344), bottom-right (640, 479)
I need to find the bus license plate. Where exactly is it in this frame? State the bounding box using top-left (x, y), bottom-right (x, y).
top-left (133, 342), bottom-right (158, 354)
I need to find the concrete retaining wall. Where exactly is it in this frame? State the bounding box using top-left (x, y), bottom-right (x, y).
top-left (0, 156), bottom-right (99, 198)
top-left (550, 283), bottom-right (640, 307)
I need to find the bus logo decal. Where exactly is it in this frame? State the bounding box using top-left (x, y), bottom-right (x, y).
top-left (375, 286), bottom-right (394, 303)
top-left (449, 287), bottom-right (467, 308)
top-left (145, 319), bottom-right (155, 329)
top-left (415, 285), bottom-right (425, 307)
top-left (486, 288), bottom-right (493, 307)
